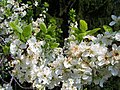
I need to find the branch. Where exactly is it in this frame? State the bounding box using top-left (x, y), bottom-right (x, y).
top-left (8, 71), bottom-right (34, 89)
top-left (13, 77), bottom-right (34, 90)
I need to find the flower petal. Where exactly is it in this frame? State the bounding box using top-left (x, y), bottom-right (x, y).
top-left (111, 15), bottom-right (117, 21)
top-left (118, 16), bottom-right (120, 20)
top-left (109, 21), bottom-right (116, 26)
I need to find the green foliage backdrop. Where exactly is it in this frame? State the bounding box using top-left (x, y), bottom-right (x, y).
top-left (40, 0), bottom-right (120, 41)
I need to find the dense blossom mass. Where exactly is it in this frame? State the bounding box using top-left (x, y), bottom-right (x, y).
top-left (8, 28), bottom-right (120, 90)
top-left (0, 0), bottom-right (120, 90)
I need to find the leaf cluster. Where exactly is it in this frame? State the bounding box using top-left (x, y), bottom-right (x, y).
top-left (9, 19), bottom-right (32, 42)
top-left (70, 20), bottom-right (101, 42)
top-left (36, 21), bottom-right (61, 49)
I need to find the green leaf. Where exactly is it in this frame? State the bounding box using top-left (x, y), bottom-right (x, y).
top-left (36, 31), bottom-right (42, 40)
top-left (2, 45), bottom-right (9, 55)
top-left (16, 33), bottom-right (26, 42)
top-left (71, 27), bottom-right (79, 31)
top-left (48, 25), bottom-right (56, 31)
top-left (50, 43), bottom-right (59, 49)
top-left (86, 28), bottom-right (101, 35)
top-left (44, 2), bottom-right (49, 7)
top-left (70, 27), bottom-right (80, 34)
top-left (5, 8), bottom-right (12, 17)
top-left (3, 0), bottom-right (7, 7)
top-left (9, 22), bottom-right (23, 33)
top-left (20, 34), bottom-right (26, 42)
top-left (80, 20), bottom-right (88, 32)
top-left (84, 88), bottom-right (87, 90)
top-left (77, 32), bottom-right (87, 41)
top-left (14, 18), bottom-right (19, 25)
top-left (27, 1), bottom-right (32, 4)
top-left (22, 24), bottom-right (32, 38)
top-left (40, 22), bottom-right (47, 33)
top-left (16, 32), bottom-right (21, 40)
top-left (45, 35), bottom-right (52, 39)
top-left (47, 25), bottom-right (56, 36)
top-left (103, 25), bottom-right (113, 32)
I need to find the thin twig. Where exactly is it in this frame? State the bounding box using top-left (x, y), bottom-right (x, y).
top-left (13, 77), bottom-right (34, 90)
top-left (0, 77), bottom-right (9, 84)
top-left (69, 0), bottom-right (76, 9)
top-left (0, 32), bottom-right (13, 38)
top-left (10, 76), bottom-right (14, 85)
top-left (8, 71), bottom-right (34, 89)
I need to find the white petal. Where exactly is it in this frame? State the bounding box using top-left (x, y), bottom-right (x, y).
top-left (98, 61), bottom-right (105, 66)
top-left (111, 69), bottom-right (118, 76)
top-left (112, 44), bottom-right (117, 51)
top-left (115, 33), bottom-right (120, 41)
top-left (55, 70), bottom-right (62, 75)
top-left (20, 44), bottom-right (27, 49)
top-left (108, 66), bottom-right (112, 70)
top-left (109, 21), bottom-right (116, 26)
top-left (118, 16), bottom-right (120, 20)
top-left (81, 63), bottom-right (88, 69)
top-left (98, 56), bottom-right (104, 61)
top-left (111, 15), bottom-right (117, 21)
top-left (99, 79), bottom-right (105, 87)
top-left (108, 66), bottom-right (118, 76)
top-left (82, 75), bottom-right (89, 80)
top-left (64, 61), bottom-right (72, 68)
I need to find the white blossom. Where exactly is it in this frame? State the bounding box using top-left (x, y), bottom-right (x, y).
top-left (7, 0), bottom-right (15, 5)
top-left (115, 32), bottom-right (120, 41)
top-left (34, 1), bottom-right (38, 7)
top-left (3, 84), bottom-right (13, 90)
top-left (109, 15), bottom-right (120, 26)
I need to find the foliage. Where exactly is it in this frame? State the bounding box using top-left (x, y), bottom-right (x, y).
top-left (0, 0), bottom-right (120, 90)
top-left (70, 19), bottom-right (101, 42)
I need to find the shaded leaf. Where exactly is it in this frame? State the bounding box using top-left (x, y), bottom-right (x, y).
top-left (45, 35), bottom-right (52, 39)
top-left (40, 22), bottom-right (47, 33)
top-left (77, 32), bottom-right (87, 41)
top-left (22, 24), bottom-right (32, 38)
top-left (50, 43), bottom-right (59, 49)
top-left (9, 22), bottom-right (23, 33)
top-left (2, 45), bottom-right (9, 55)
top-left (48, 25), bottom-right (56, 31)
top-left (20, 34), bottom-right (26, 42)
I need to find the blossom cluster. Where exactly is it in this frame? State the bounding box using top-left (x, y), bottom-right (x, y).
top-left (0, 84), bottom-right (13, 90)
top-left (0, 0), bottom-right (28, 35)
top-left (9, 36), bottom-right (64, 89)
top-left (8, 31), bottom-right (120, 90)
top-left (0, 0), bottom-right (120, 90)
top-left (64, 31), bottom-right (120, 88)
